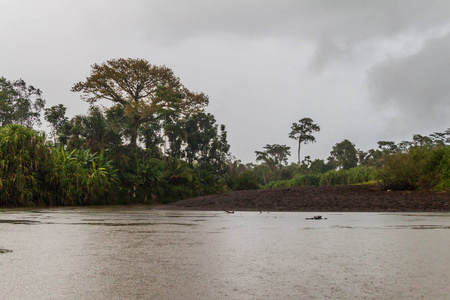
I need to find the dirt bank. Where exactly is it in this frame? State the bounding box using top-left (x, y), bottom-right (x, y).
top-left (160, 184), bottom-right (450, 212)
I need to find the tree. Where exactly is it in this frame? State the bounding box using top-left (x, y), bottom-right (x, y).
top-left (62, 106), bottom-right (122, 153)
top-left (309, 158), bottom-right (332, 174)
top-left (44, 104), bottom-right (68, 143)
top-left (0, 77), bottom-right (45, 127)
top-left (71, 58), bottom-right (208, 148)
top-left (289, 118), bottom-right (320, 165)
top-left (183, 112), bottom-right (230, 173)
top-left (412, 134), bottom-right (433, 147)
top-left (377, 141), bottom-right (398, 155)
top-left (255, 144), bottom-right (291, 171)
top-left (328, 139), bottom-right (358, 170)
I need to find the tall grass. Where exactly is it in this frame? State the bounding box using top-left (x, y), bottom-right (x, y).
top-left (264, 166), bottom-right (376, 189)
top-left (320, 166), bottom-right (376, 186)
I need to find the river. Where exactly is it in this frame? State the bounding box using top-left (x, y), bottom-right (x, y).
top-left (0, 208), bottom-right (449, 299)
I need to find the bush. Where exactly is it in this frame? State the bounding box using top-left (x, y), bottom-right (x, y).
top-left (291, 173), bottom-right (321, 187)
top-left (347, 166), bottom-right (377, 184)
top-left (434, 148), bottom-right (450, 191)
top-left (225, 171), bottom-right (260, 191)
top-left (264, 166), bottom-right (376, 189)
top-left (320, 166), bottom-right (376, 186)
top-left (0, 125), bottom-right (50, 206)
top-left (377, 146), bottom-right (450, 191)
top-left (45, 149), bottom-right (118, 206)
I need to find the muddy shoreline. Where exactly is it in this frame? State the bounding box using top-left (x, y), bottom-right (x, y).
top-left (159, 184), bottom-right (450, 212)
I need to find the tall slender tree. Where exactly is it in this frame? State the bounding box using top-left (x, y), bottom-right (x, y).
top-left (289, 118), bottom-right (320, 165)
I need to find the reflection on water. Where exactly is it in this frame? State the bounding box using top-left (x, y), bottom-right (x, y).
top-left (0, 208), bottom-right (449, 299)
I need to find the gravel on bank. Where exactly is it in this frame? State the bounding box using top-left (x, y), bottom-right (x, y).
top-left (159, 184), bottom-right (450, 212)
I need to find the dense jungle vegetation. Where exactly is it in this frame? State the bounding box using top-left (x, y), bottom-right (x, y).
top-left (1, 58), bottom-right (450, 207)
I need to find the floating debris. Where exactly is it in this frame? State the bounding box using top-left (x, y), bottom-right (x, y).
top-left (306, 215), bottom-right (327, 220)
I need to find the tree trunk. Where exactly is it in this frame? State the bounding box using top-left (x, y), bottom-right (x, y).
top-left (130, 131), bottom-right (138, 148)
top-left (298, 140), bottom-right (301, 166)
top-left (129, 116), bottom-right (141, 148)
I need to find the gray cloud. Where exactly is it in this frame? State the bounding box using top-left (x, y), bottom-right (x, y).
top-left (368, 32), bottom-right (450, 132)
top-left (133, 1), bottom-right (450, 69)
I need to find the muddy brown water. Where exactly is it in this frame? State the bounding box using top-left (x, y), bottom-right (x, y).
top-left (0, 208), bottom-right (449, 299)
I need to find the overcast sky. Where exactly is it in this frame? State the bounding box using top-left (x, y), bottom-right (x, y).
top-left (2, 0), bottom-right (450, 163)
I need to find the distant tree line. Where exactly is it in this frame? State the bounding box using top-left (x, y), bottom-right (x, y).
top-left (226, 117), bottom-right (450, 192)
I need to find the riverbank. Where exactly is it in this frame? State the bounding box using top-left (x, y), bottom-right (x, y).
top-left (160, 184), bottom-right (450, 212)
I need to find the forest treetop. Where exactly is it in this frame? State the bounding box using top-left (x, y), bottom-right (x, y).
top-left (71, 58), bottom-right (209, 147)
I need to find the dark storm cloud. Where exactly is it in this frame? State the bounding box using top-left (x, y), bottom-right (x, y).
top-left (368, 32), bottom-right (450, 130)
top-left (134, 1), bottom-right (450, 69)
top-left (139, 1), bottom-right (450, 38)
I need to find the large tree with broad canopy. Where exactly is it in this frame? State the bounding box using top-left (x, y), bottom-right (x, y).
top-left (71, 58), bottom-right (208, 147)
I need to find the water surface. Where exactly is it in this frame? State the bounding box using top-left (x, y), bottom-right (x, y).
top-left (1, 208), bottom-right (449, 299)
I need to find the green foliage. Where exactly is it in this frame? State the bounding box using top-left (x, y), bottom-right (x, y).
top-left (44, 149), bottom-right (118, 206)
top-left (434, 148), bottom-right (450, 191)
top-left (184, 112), bottom-right (230, 173)
top-left (377, 146), bottom-right (450, 191)
top-left (309, 159), bottom-right (330, 173)
top-left (7, 60), bottom-right (450, 208)
top-left (71, 58), bottom-right (209, 147)
top-left (255, 144), bottom-right (291, 174)
top-left (264, 173), bottom-right (321, 189)
top-left (44, 104), bottom-right (68, 143)
top-left (62, 106), bottom-right (123, 153)
top-left (264, 166), bottom-right (376, 189)
top-left (224, 170), bottom-right (260, 191)
top-left (0, 77), bottom-right (45, 127)
top-left (328, 139), bottom-right (358, 170)
top-left (319, 167), bottom-right (375, 186)
top-left (0, 125), bottom-right (50, 206)
top-left (0, 124), bottom-right (121, 207)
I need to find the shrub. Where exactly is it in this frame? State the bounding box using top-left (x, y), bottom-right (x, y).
top-left (225, 170), bottom-right (260, 191)
top-left (377, 146), bottom-right (450, 191)
top-left (291, 173), bottom-right (321, 187)
top-left (320, 166), bottom-right (376, 186)
top-left (0, 125), bottom-right (50, 206)
top-left (45, 149), bottom-right (118, 206)
top-left (319, 169), bottom-right (348, 186)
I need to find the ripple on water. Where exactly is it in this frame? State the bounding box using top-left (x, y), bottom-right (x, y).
top-left (388, 225), bottom-right (450, 230)
top-left (0, 219), bottom-right (41, 225)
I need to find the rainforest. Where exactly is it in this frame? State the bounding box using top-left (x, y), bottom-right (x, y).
top-left (1, 58), bottom-right (450, 207)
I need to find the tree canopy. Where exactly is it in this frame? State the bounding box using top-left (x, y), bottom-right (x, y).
top-left (0, 77), bottom-right (45, 127)
top-left (255, 144), bottom-right (291, 172)
top-left (328, 139), bottom-right (358, 170)
top-left (71, 58), bottom-right (209, 147)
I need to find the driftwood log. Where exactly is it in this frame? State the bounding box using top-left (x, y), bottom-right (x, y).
top-left (216, 201), bottom-right (234, 214)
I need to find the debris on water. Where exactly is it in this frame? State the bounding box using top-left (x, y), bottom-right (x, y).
top-left (306, 215), bottom-right (327, 220)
